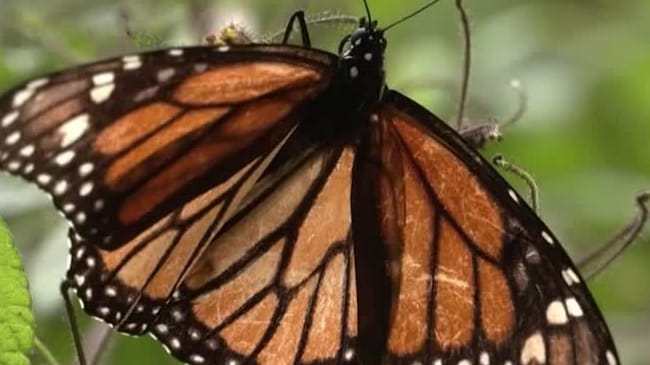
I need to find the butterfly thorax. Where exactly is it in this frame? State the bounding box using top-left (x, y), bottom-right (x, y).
top-left (309, 19), bottom-right (387, 143)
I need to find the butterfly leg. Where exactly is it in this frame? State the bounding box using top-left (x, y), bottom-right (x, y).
top-left (282, 10), bottom-right (312, 47)
top-left (60, 280), bottom-right (88, 365)
top-left (492, 154), bottom-right (539, 212)
top-left (577, 191), bottom-right (650, 280)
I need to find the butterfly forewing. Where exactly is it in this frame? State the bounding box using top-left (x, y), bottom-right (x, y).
top-left (360, 90), bottom-right (620, 365)
top-left (0, 45), bottom-right (336, 250)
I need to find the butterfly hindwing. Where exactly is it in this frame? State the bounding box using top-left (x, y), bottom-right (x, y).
top-left (146, 146), bottom-right (358, 365)
top-left (358, 90), bottom-right (619, 365)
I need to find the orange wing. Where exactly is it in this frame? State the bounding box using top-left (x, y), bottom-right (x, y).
top-left (68, 145), bottom-right (359, 365)
top-left (352, 90), bottom-right (620, 365)
top-left (0, 45), bottom-right (336, 250)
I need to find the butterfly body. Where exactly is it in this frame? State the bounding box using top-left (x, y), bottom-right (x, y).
top-left (0, 8), bottom-right (621, 365)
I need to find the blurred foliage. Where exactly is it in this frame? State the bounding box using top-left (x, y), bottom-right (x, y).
top-left (0, 0), bottom-right (648, 364)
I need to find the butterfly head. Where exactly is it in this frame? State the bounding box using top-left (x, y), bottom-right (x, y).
top-left (339, 17), bottom-right (386, 67)
top-left (335, 17), bottom-right (387, 112)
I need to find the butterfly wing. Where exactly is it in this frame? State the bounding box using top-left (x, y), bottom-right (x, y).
top-left (139, 144), bottom-right (359, 365)
top-left (0, 45), bottom-right (336, 250)
top-left (352, 90), bottom-right (620, 365)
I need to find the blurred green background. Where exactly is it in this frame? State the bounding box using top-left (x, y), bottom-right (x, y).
top-left (0, 0), bottom-right (648, 364)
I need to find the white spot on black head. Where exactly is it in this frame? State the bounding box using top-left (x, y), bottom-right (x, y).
top-left (364, 52), bottom-right (373, 61)
top-left (1, 110), bottom-right (19, 127)
top-left (349, 66), bottom-right (359, 79)
top-left (136, 304), bottom-right (144, 312)
top-left (432, 359), bottom-right (442, 365)
top-left (168, 49), bottom-right (183, 57)
top-left (84, 288), bottom-right (93, 299)
top-left (5, 131), bottom-right (21, 145)
top-left (458, 359), bottom-right (471, 365)
top-left (98, 307), bottom-right (110, 316)
top-left (125, 323), bottom-right (137, 330)
top-left (217, 45), bottom-right (230, 52)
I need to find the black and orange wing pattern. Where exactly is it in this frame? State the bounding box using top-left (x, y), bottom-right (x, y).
top-left (0, 5), bottom-right (622, 365)
top-left (0, 45), bottom-right (336, 250)
top-left (350, 90), bottom-right (620, 364)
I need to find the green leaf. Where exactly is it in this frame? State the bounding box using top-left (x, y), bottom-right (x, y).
top-left (0, 218), bottom-right (34, 365)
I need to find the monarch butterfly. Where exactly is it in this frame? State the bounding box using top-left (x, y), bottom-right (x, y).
top-left (0, 1), bottom-right (625, 365)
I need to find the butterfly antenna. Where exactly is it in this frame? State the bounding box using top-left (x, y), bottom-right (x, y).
top-left (361, 0), bottom-right (373, 26)
top-left (493, 155), bottom-right (539, 212)
top-left (383, 0), bottom-right (442, 32)
top-left (501, 79), bottom-right (528, 128)
top-left (455, 0), bottom-right (471, 130)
